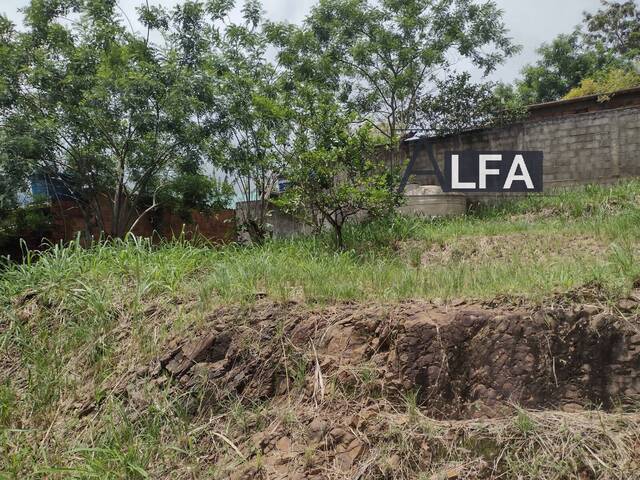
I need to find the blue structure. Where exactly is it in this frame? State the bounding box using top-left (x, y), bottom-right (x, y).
top-left (30, 174), bottom-right (75, 202)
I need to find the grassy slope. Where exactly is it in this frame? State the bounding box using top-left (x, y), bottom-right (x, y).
top-left (3, 181), bottom-right (640, 306)
top-left (1, 181), bottom-right (640, 478)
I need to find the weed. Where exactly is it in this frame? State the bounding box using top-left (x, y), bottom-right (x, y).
top-left (514, 408), bottom-right (537, 435)
top-left (404, 390), bottom-right (420, 421)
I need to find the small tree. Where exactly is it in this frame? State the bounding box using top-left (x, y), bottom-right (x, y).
top-left (209, 1), bottom-right (292, 243)
top-left (276, 96), bottom-right (402, 249)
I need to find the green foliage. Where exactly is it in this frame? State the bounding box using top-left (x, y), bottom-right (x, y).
top-left (514, 409), bottom-right (537, 435)
top-left (3, 180), bottom-right (640, 306)
top-left (266, 0), bottom-right (521, 243)
top-left (0, 0), bottom-right (233, 239)
top-left (1, 183), bottom-right (639, 477)
top-left (0, 203), bottom-right (52, 252)
top-left (275, 97), bottom-right (402, 249)
top-left (0, 381), bottom-right (15, 427)
top-left (274, 0), bottom-right (518, 140)
top-left (512, 32), bottom-right (617, 104)
top-left (565, 66), bottom-right (640, 99)
top-left (157, 174), bottom-right (234, 217)
top-left (583, 0), bottom-right (640, 58)
top-left (213, 5), bottom-right (292, 242)
top-left (504, 1), bottom-right (640, 106)
top-left (422, 73), bottom-right (527, 136)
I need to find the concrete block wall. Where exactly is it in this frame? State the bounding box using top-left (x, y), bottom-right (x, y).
top-left (409, 105), bottom-right (640, 197)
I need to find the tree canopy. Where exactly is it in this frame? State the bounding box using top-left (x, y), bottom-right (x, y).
top-left (584, 0), bottom-right (640, 58)
top-left (504, 0), bottom-right (639, 105)
top-left (1, 0), bottom-right (521, 245)
top-left (0, 0), bottom-right (232, 238)
top-left (273, 0), bottom-right (518, 141)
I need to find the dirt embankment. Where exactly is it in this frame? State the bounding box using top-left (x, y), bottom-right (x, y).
top-left (109, 296), bottom-right (640, 478)
top-left (156, 299), bottom-right (640, 420)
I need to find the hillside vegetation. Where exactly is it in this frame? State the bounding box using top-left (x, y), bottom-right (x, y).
top-left (2, 181), bottom-right (640, 479)
top-left (3, 181), bottom-right (640, 305)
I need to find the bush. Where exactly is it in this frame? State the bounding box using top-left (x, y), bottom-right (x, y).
top-left (564, 67), bottom-right (640, 99)
top-left (0, 203), bottom-right (52, 258)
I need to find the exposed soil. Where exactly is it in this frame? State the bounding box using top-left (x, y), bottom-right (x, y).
top-left (115, 295), bottom-right (640, 478)
top-left (155, 298), bottom-right (640, 420)
top-left (7, 287), bottom-right (640, 478)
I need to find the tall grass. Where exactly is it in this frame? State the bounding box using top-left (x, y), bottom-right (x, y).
top-left (2, 181), bottom-right (640, 308)
top-left (2, 180), bottom-right (640, 477)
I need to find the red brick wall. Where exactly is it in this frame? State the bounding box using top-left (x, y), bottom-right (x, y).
top-left (36, 200), bottom-right (235, 246)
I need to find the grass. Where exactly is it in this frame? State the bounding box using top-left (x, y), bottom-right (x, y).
top-left (2, 180), bottom-right (640, 308)
top-left (1, 180), bottom-right (640, 478)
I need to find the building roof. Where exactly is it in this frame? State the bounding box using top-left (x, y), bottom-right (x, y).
top-left (526, 86), bottom-right (640, 120)
top-left (408, 85), bottom-right (640, 142)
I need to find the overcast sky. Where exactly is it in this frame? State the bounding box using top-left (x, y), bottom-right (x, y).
top-left (1, 0), bottom-right (604, 83)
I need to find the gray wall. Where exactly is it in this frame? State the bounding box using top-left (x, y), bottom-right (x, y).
top-left (236, 200), bottom-right (314, 239)
top-left (410, 105), bottom-right (640, 196)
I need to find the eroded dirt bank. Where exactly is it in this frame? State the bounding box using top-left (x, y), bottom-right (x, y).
top-left (127, 297), bottom-right (640, 478)
top-left (156, 299), bottom-right (640, 420)
top-left (9, 290), bottom-right (640, 479)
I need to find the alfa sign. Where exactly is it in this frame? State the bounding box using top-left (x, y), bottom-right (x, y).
top-left (398, 142), bottom-right (544, 194)
top-left (444, 151), bottom-right (543, 193)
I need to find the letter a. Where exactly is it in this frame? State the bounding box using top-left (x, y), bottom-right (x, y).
top-left (504, 155), bottom-right (534, 190)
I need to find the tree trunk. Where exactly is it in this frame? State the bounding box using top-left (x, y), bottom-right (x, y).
top-left (112, 155), bottom-right (127, 238)
top-left (333, 222), bottom-right (344, 250)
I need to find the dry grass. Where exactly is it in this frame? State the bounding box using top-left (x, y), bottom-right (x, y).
top-left (2, 181), bottom-right (640, 478)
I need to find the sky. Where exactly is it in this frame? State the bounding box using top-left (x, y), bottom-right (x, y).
top-left (0, 0), bottom-right (604, 83)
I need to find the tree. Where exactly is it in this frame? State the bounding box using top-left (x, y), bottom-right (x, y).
top-left (503, 2), bottom-right (638, 106)
top-left (276, 89), bottom-right (402, 249)
top-left (419, 73), bottom-right (526, 136)
top-left (583, 0), bottom-right (640, 58)
top-left (274, 0), bottom-right (518, 144)
top-left (0, 0), bottom-right (228, 240)
top-left (514, 32), bottom-right (616, 104)
top-left (213, 0), bottom-right (292, 243)
top-left (0, 15), bottom-right (30, 212)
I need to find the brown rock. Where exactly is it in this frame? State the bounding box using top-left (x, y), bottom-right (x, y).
top-left (445, 466), bottom-right (462, 479)
top-left (589, 312), bottom-right (610, 330)
top-left (308, 418), bottom-right (327, 442)
top-left (562, 402), bottom-right (584, 413)
top-left (335, 438), bottom-right (364, 470)
top-left (158, 346), bottom-right (181, 367)
top-left (581, 304), bottom-right (600, 315)
top-left (617, 298), bottom-right (638, 312)
top-left (165, 332), bottom-right (231, 377)
top-left (275, 436), bottom-right (292, 452)
top-left (329, 427), bottom-right (354, 445)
